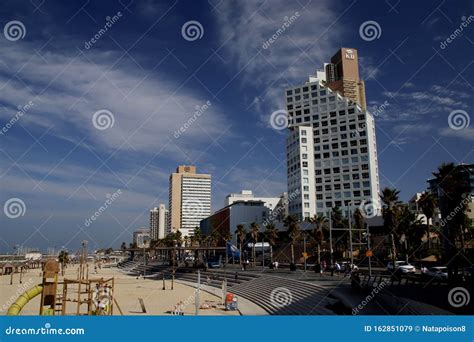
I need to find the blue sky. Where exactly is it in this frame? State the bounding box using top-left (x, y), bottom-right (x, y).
top-left (0, 0), bottom-right (472, 252)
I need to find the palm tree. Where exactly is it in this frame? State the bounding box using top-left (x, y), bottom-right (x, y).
top-left (120, 242), bottom-right (127, 251)
top-left (311, 214), bottom-right (327, 264)
top-left (380, 187), bottom-right (402, 264)
top-left (58, 250), bottom-right (69, 276)
top-left (417, 192), bottom-right (437, 248)
top-left (433, 163), bottom-right (470, 278)
top-left (353, 208), bottom-right (365, 254)
top-left (284, 215), bottom-right (300, 267)
top-left (250, 222), bottom-right (259, 266)
top-left (235, 224), bottom-right (246, 265)
top-left (193, 227), bottom-right (203, 246)
top-left (264, 223), bottom-right (279, 264)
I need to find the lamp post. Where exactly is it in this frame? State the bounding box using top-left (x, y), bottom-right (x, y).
top-left (303, 233), bottom-right (307, 272)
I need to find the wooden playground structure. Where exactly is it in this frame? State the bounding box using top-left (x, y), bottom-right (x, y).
top-left (7, 243), bottom-right (122, 316)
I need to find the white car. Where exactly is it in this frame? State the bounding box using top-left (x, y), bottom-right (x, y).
top-left (387, 261), bottom-right (415, 274)
top-left (425, 266), bottom-right (448, 280)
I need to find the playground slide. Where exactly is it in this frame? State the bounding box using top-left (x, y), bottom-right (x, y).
top-left (6, 285), bottom-right (43, 316)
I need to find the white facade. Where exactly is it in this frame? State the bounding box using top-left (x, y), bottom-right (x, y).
top-left (225, 190), bottom-right (282, 211)
top-left (133, 228), bottom-right (150, 248)
top-left (180, 177), bottom-right (211, 237)
top-left (150, 204), bottom-right (168, 240)
top-left (285, 77), bottom-right (380, 219)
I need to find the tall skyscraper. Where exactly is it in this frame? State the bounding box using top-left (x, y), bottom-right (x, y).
top-left (168, 165), bottom-right (211, 237)
top-left (285, 48), bottom-right (380, 219)
top-left (150, 204), bottom-right (168, 241)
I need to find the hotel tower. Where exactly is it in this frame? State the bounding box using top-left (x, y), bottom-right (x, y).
top-left (286, 48), bottom-right (380, 219)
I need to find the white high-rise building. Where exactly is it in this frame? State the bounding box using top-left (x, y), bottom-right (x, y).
top-left (285, 48), bottom-right (380, 219)
top-left (150, 204), bottom-right (168, 241)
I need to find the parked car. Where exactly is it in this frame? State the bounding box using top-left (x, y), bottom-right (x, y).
top-left (387, 261), bottom-right (415, 274)
top-left (425, 266), bottom-right (448, 280)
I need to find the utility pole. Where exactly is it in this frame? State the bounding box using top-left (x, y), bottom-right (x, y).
top-left (348, 207), bottom-right (354, 266)
top-left (329, 214), bottom-right (333, 267)
top-left (195, 270), bottom-right (200, 316)
top-left (303, 233), bottom-right (307, 272)
top-left (366, 223), bottom-right (372, 276)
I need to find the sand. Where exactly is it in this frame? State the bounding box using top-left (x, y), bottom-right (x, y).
top-left (0, 263), bottom-right (238, 316)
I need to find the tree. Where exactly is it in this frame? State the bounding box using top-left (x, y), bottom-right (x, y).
top-left (235, 224), bottom-right (247, 265)
top-left (354, 207), bottom-right (365, 246)
top-left (250, 222), bottom-right (259, 266)
top-left (264, 223), bottom-right (279, 264)
top-left (58, 250), bottom-right (69, 276)
top-left (417, 192), bottom-right (437, 248)
top-left (284, 215), bottom-right (300, 267)
top-left (120, 242), bottom-right (127, 251)
top-left (433, 162), bottom-right (470, 278)
top-left (331, 206), bottom-right (348, 252)
top-left (193, 227), bottom-right (203, 246)
top-left (380, 187), bottom-right (402, 263)
top-left (311, 214), bottom-right (327, 264)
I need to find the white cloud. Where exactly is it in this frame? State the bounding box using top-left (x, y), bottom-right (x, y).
top-left (0, 43), bottom-right (231, 157)
top-left (439, 127), bottom-right (474, 141)
top-left (213, 0), bottom-right (343, 122)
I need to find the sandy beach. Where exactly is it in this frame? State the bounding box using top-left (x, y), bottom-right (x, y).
top-left (0, 264), bottom-right (238, 316)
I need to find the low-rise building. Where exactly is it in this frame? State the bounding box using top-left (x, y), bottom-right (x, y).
top-left (133, 228), bottom-right (150, 248)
